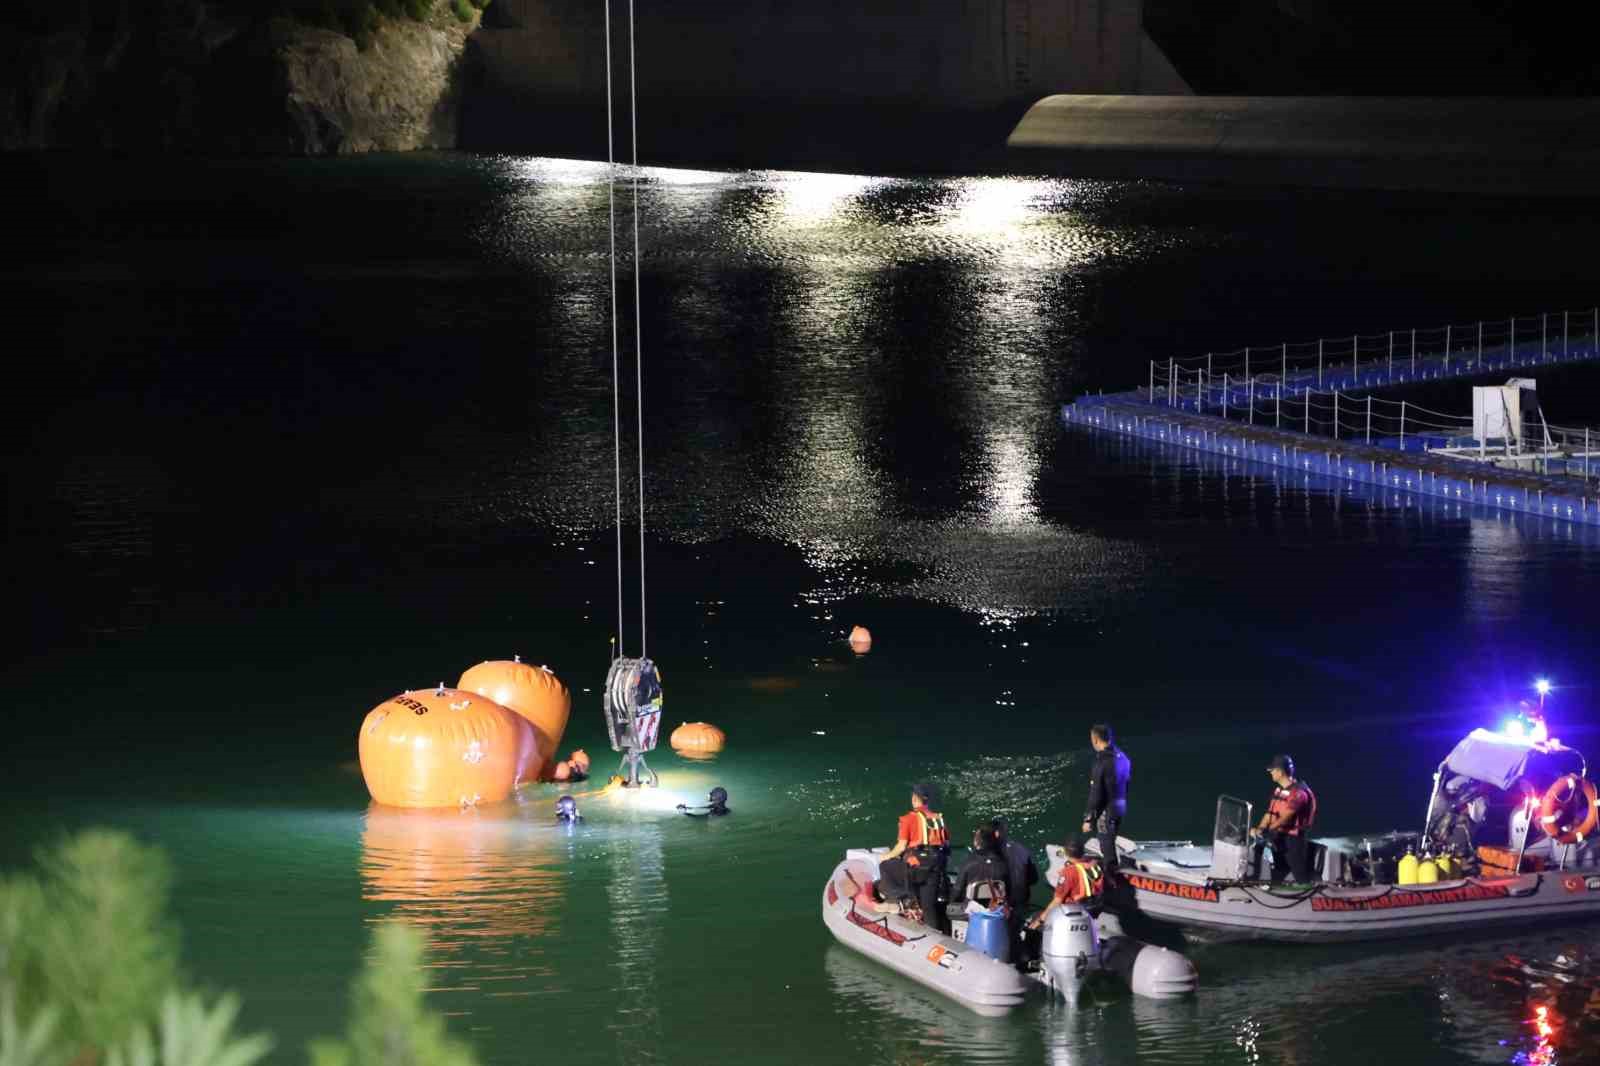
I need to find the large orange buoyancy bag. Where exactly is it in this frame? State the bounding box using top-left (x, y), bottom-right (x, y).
top-left (458, 659), bottom-right (572, 779)
top-left (359, 687), bottom-right (539, 808)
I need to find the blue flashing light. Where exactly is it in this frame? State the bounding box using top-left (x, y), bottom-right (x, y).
top-left (1536, 678), bottom-right (1552, 696)
top-left (1501, 718), bottom-right (1527, 739)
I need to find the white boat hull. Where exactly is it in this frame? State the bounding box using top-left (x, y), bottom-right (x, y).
top-left (821, 853), bottom-right (1028, 1016)
top-left (1061, 836), bottom-right (1600, 943)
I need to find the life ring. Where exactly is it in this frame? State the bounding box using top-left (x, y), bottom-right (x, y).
top-left (1538, 775), bottom-right (1599, 845)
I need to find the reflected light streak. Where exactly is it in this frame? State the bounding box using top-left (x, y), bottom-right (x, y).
top-left (938, 177), bottom-right (1058, 238)
top-left (766, 170), bottom-right (886, 227)
top-left (982, 429), bottom-right (1040, 526)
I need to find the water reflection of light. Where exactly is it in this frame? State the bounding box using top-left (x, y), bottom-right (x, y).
top-left (510, 155), bottom-right (611, 185)
top-left (360, 804), bottom-right (562, 996)
top-left (637, 164), bottom-right (731, 187)
top-left (938, 177), bottom-right (1058, 239)
top-left (765, 170), bottom-right (886, 227)
top-left (983, 429), bottom-right (1040, 526)
top-left (606, 823), bottom-right (665, 1063)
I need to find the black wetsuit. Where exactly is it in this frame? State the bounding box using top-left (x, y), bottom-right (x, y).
top-left (1084, 745), bottom-right (1131, 869)
top-left (998, 837), bottom-right (1039, 957)
top-left (951, 849), bottom-right (1010, 910)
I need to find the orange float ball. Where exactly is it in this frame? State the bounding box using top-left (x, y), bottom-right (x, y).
top-left (458, 659), bottom-right (572, 780)
top-left (358, 687), bottom-right (539, 808)
top-left (848, 625), bottom-right (872, 652)
top-left (670, 721), bottom-right (726, 757)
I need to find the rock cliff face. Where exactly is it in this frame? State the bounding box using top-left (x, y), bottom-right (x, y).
top-left (0, 0), bottom-right (474, 154)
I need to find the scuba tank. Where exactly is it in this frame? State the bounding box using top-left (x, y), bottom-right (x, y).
top-left (1398, 845), bottom-right (1419, 886)
top-left (1417, 852), bottom-right (1439, 884)
top-left (1435, 849), bottom-right (1458, 879)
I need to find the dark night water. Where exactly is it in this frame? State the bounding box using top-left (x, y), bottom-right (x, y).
top-left (4, 152), bottom-right (1600, 1065)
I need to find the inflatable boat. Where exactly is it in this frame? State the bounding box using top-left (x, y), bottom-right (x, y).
top-left (1095, 724), bottom-right (1600, 943)
top-left (822, 848), bottom-right (1196, 1015)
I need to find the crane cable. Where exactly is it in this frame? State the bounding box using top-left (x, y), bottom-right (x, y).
top-left (603, 0), bottom-right (648, 659)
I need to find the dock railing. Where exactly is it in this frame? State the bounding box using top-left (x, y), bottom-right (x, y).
top-left (1139, 305), bottom-right (1600, 486)
top-left (1147, 306), bottom-right (1600, 411)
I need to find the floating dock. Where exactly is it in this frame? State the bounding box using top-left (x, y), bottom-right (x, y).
top-left (1065, 309), bottom-right (1600, 526)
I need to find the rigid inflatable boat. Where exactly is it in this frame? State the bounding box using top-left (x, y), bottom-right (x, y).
top-left (822, 848), bottom-right (1196, 1015)
top-left (1093, 724), bottom-right (1600, 943)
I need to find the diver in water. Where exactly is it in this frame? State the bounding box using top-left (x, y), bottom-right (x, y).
top-left (555, 795), bottom-right (582, 823)
top-left (677, 787), bottom-right (729, 817)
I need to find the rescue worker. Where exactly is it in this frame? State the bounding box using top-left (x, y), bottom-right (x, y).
top-left (1251, 754), bottom-right (1318, 883)
top-left (1026, 837), bottom-right (1103, 930)
top-left (1081, 723), bottom-right (1131, 873)
top-left (874, 783), bottom-right (951, 933)
top-left (991, 815), bottom-right (1039, 963)
top-left (951, 827), bottom-right (1010, 913)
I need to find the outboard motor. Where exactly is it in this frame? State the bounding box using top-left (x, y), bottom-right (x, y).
top-left (1040, 907), bottom-right (1099, 1004)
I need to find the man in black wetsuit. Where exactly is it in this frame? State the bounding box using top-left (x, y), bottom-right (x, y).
top-left (951, 827), bottom-right (1010, 911)
top-left (1081, 723), bottom-right (1131, 874)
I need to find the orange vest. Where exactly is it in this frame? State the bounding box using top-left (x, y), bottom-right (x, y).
top-left (1056, 858), bottom-right (1104, 903)
top-left (905, 809), bottom-right (949, 848)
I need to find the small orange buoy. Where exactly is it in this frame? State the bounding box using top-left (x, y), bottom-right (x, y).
top-left (848, 625), bottom-right (872, 653)
top-left (458, 659), bottom-right (572, 780)
top-left (358, 688), bottom-right (539, 808)
top-left (670, 721), bottom-right (726, 756)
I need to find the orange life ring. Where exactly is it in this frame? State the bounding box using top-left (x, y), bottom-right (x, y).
top-left (1539, 775), bottom-right (1599, 845)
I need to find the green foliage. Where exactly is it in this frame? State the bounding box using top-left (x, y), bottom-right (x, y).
top-left (450, 0), bottom-right (472, 23)
top-left (0, 981), bottom-right (66, 1066)
top-left (104, 992), bottom-right (271, 1066)
top-left (308, 924), bottom-right (479, 1066)
top-left (25, 831), bottom-right (179, 1053)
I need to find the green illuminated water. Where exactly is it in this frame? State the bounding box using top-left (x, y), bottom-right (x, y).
top-left (4, 152), bottom-right (1600, 1065)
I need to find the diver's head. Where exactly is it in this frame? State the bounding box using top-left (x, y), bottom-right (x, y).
top-left (708, 786), bottom-right (729, 814)
top-left (555, 795), bottom-right (579, 822)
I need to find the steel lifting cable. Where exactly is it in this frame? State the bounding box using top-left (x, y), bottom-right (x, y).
top-left (628, 0), bottom-right (648, 658)
top-left (602, 0), bottom-right (650, 659)
top-left (603, 0), bottom-right (625, 656)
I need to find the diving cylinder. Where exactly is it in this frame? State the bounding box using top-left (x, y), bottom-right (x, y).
top-left (1435, 851), bottom-right (1458, 879)
top-left (1040, 908), bottom-right (1099, 1005)
top-left (1417, 853), bottom-right (1439, 884)
top-left (1398, 846), bottom-right (1419, 886)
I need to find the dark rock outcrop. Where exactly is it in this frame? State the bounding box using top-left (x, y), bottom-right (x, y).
top-left (1, 0), bottom-right (474, 154)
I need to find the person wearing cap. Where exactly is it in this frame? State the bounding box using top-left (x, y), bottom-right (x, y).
top-left (991, 816), bottom-right (1038, 961)
top-left (1026, 836), bottom-right (1103, 930)
top-left (1080, 724), bottom-right (1131, 873)
top-left (873, 784), bottom-right (951, 932)
top-left (1251, 755), bottom-right (1318, 883)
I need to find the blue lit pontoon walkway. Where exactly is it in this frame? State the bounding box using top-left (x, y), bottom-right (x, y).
top-left (1063, 307), bottom-right (1600, 526)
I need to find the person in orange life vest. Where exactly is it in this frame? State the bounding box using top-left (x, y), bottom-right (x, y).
top-left (1251, 754), bottom-right (1318, 884)
top-left (872, 783), bottom-right (951, 933)
top-left (1026, 837), bottom-right (1103, 930)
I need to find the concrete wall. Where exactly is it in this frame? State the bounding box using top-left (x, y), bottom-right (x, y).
top-left (463, 0), bottom-right (1185, 164)
top-left (1007, 95), bottom-right (1600, 195)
